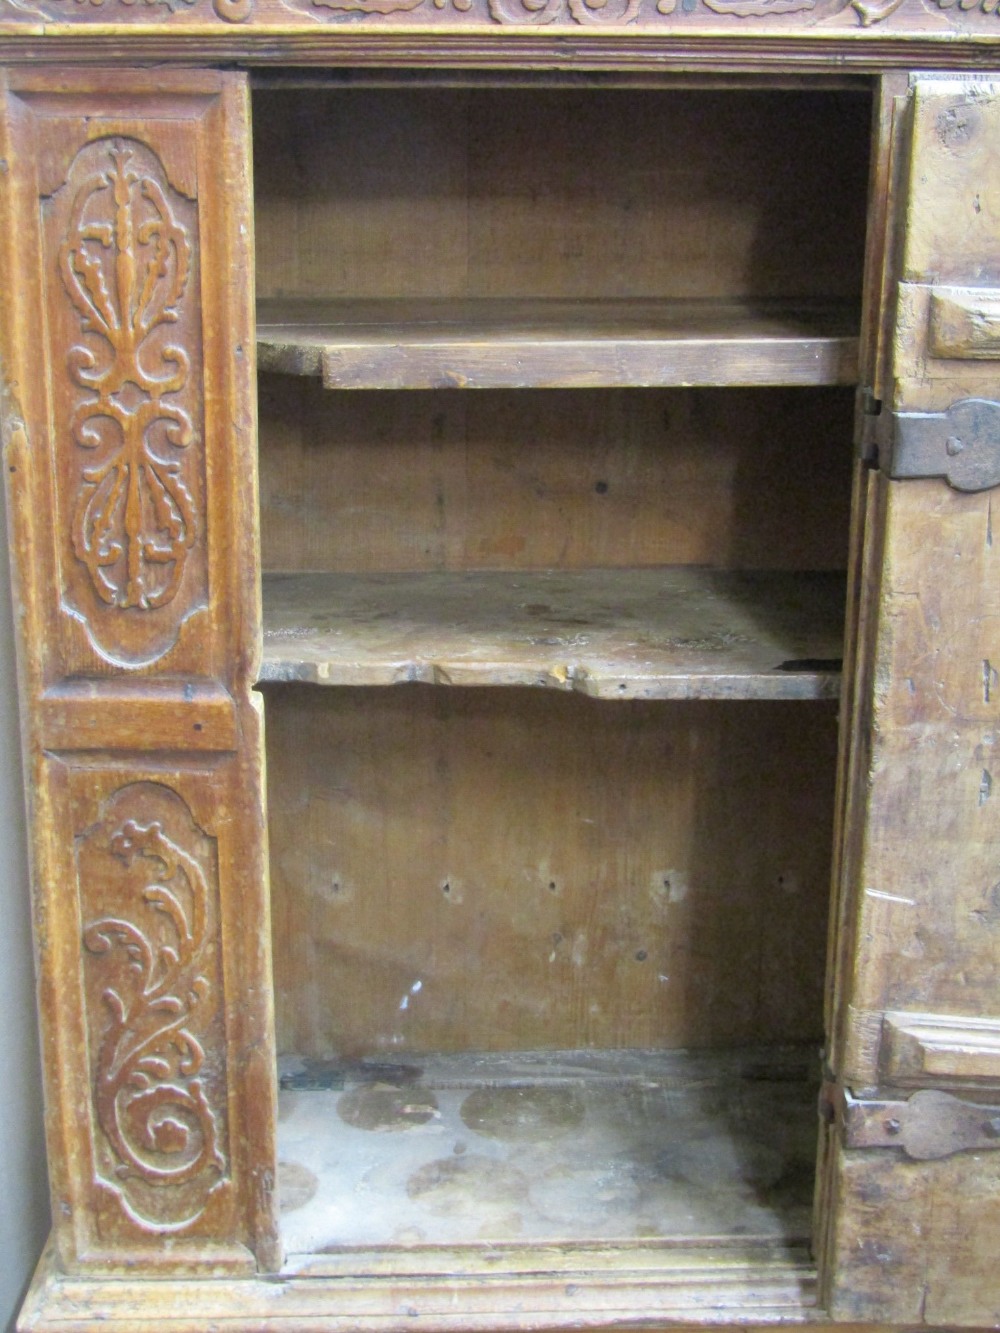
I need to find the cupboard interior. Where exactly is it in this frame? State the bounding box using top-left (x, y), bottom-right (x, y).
top-left (253, 81), bottom-right (870, 1270)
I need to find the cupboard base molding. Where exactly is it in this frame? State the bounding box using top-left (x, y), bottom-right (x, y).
top-left (19, 1240), bottom-right (826, 1333)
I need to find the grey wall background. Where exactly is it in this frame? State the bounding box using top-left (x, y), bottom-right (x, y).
top-left (0, 496), bottom-right (50, 1331)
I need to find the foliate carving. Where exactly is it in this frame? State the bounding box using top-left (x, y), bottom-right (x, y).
top-left (79, 783), bottom-right (227, 1233)
top-left (60, 141), bottom-right (195, 615)
top-left (6, 0), bottom-right (1000, 24)
top-left (48, 137), bottom-right (207, 669)
top-left (485, 0), bottom-right (640, 21)
top-left (32, 0), bottom-right (253, 17)
top-left (296, 0), bottom-right (950, 23)
top-left (853, 0), bottom-right (996, 20)
top-left (700, 0), bottom-right (814, 13)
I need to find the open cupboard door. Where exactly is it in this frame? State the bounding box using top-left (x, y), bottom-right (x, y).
top-left (821, 74), bottom-right (1000, 1327)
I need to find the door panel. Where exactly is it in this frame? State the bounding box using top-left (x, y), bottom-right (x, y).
top-left (823, 75), bottom-right (1000, 1325)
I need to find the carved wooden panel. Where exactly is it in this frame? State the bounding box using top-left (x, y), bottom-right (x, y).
top-left (0, 69), bottom-right (277, 1275)
top-left (47, 136), bottom-right (204, 668)
top-left (1, 69), bottom-right (258, 697)
top-left (33, 751), bottom-right (274, 1269)
top-left (78, 781), bottom-right (227, 1235)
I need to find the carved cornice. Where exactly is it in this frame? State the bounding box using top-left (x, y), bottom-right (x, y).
top-left (2, 0), bottom-right (1000, 30)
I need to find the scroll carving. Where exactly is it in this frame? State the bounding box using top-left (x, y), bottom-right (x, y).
top-left (6, 0), bottom-right (1000, 24)
top-left (79, 782), bottom-right (227, 1233)
top-left (34, 0), bottom-right (252, 18)
top-left (853, 0), bottom-right (997, 20)
top-left (50, 137), bottom-right (207, 668)
top-left (60, 141), bottom-right (195, 614)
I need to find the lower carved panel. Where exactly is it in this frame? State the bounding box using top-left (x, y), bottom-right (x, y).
top-left (77, 780), bottom-right (230, 1234)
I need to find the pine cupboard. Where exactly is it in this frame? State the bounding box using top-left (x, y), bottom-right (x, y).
top-left (0, 17), bottom-right (998, 1331)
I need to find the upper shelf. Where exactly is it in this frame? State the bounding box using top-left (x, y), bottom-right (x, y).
top-left (256, 298), bottom-right (860, 391)
top-left (259, 567), bottom-right (845, 701)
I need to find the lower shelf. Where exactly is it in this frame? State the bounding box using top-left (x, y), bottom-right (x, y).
top-left (20, 1047), bottom-right (823, 1330)
top-left (277, 1045), bottom-right (819, 1264)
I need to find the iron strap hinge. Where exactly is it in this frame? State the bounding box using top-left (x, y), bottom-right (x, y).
top-left (821, 1083), bottom-right (1000, 1161)
top-left (861, 394), bottom-right (1000, 492)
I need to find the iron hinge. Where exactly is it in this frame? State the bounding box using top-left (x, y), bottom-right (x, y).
top-left (877, 396), bottom-right (1000, 492)
top-left (821, 1082), bottom-right (1000, 1161)
top-left (854, 386), bottom-right (883, 467)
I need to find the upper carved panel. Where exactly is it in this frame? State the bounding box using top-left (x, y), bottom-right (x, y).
top-left (1, 0), bottom-right (998, 25)
top-left (44, 136), bottom-right (207, 669)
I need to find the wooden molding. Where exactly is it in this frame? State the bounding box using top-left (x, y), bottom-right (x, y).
top-left (882, 1012), bottom-right (1000, 1085)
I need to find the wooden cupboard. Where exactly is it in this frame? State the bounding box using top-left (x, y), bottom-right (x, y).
top-left (0, 20), bottom-right (999, 1331)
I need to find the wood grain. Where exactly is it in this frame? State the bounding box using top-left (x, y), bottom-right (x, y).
top-left (276, 1046), bottom-right (818, 1252)
top-left (0, 68), bottom-right (277, 1273)
top-left (257, 298), bottom-right (860, 390)
top-left (260, 568), bottom-right (845, 699)
top-left (264, 686), bottom-right (838, 1058)
top-left (258, 383), bottom-right (855, 575)
top-left (19, 1237), bottom-right (826, 1332)
top-left (822, 77), bottom-right (1000, 1328)
top-left (254, 87), bottom-right (870, 308)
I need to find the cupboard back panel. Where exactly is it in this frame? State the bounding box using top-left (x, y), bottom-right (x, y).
top-left (258, 383), bottom-right (854, 574)
top-left (253, 88), bottom-right (870, 304)
top-left (265, 686), bottom-right (838, 1058)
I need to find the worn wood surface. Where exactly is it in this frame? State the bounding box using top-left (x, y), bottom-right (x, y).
top-left (0, 68), bottom-right (277, 1274)
top-left (255, 88), bottom-right (869, 308)
top-left (260, 568), bottom-right (844, 699)
top-left (276, 1046), bottom-right (818, 1253)
top-left (832, 80), bottom-right (1000, 1094)
top-left (19, 1238), bottom-right (828, 1332)
top-left (257, 298), bottom-right (860, 390)
top-left (264, 686), bottom-right (837, 1058)
top-left (3, 3), bottom-right (1000, 71)
top-left (259, 382), bottom-right (855, 575)
top-left (820, 77), bottom-right (1000, 1329)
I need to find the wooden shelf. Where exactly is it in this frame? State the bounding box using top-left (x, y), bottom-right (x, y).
top-left (256, 298), bottom-right (859, 391)
top-left (276, 1045), bottom-right (818, 1263)
top-left (259, 568), bottom-right (844, 700)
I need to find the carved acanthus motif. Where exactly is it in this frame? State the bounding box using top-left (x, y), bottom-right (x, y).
top-left (854, 0), bottom-right (996, 19)
top-left (59, 141), bottom-right (197, 624)
top-left (700, 0), bottom-right (814, 13)
top-left (39, 0), bottom-right (252, 17)
top-left (5, 0), bottom-right (1000, 22)
top-left (79, 783), bottom-right (226, 1232)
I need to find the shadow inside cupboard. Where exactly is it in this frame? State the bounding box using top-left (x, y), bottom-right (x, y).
top-left (252, 80), bottom-right (871, 1272)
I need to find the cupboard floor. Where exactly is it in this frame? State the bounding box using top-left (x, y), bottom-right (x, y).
top-left (276, 1046), bottom-right (818, 1259)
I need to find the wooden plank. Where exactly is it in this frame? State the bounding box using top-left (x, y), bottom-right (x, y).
top-left (258, 384), bottom-right (855, 577)
top-left (260, 568), bottom-right (844, 700)
top-left (275, 1046), bottom-right (818, 1254)
top-left (19, 1237), bottom-right (825, 1333)
top-left (264, 687), bottom-right (837, 1058)
top-left (257, 298), bottom-right (859, 390)
top-left (824, 1149), bottom-right (1000, 1327)
top-left (38, 680), bottom-right (239, 753)
top-left (253, 88), bottom-right (870, 309)
top-left (822, 77), bottom-right (1000, 1329)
